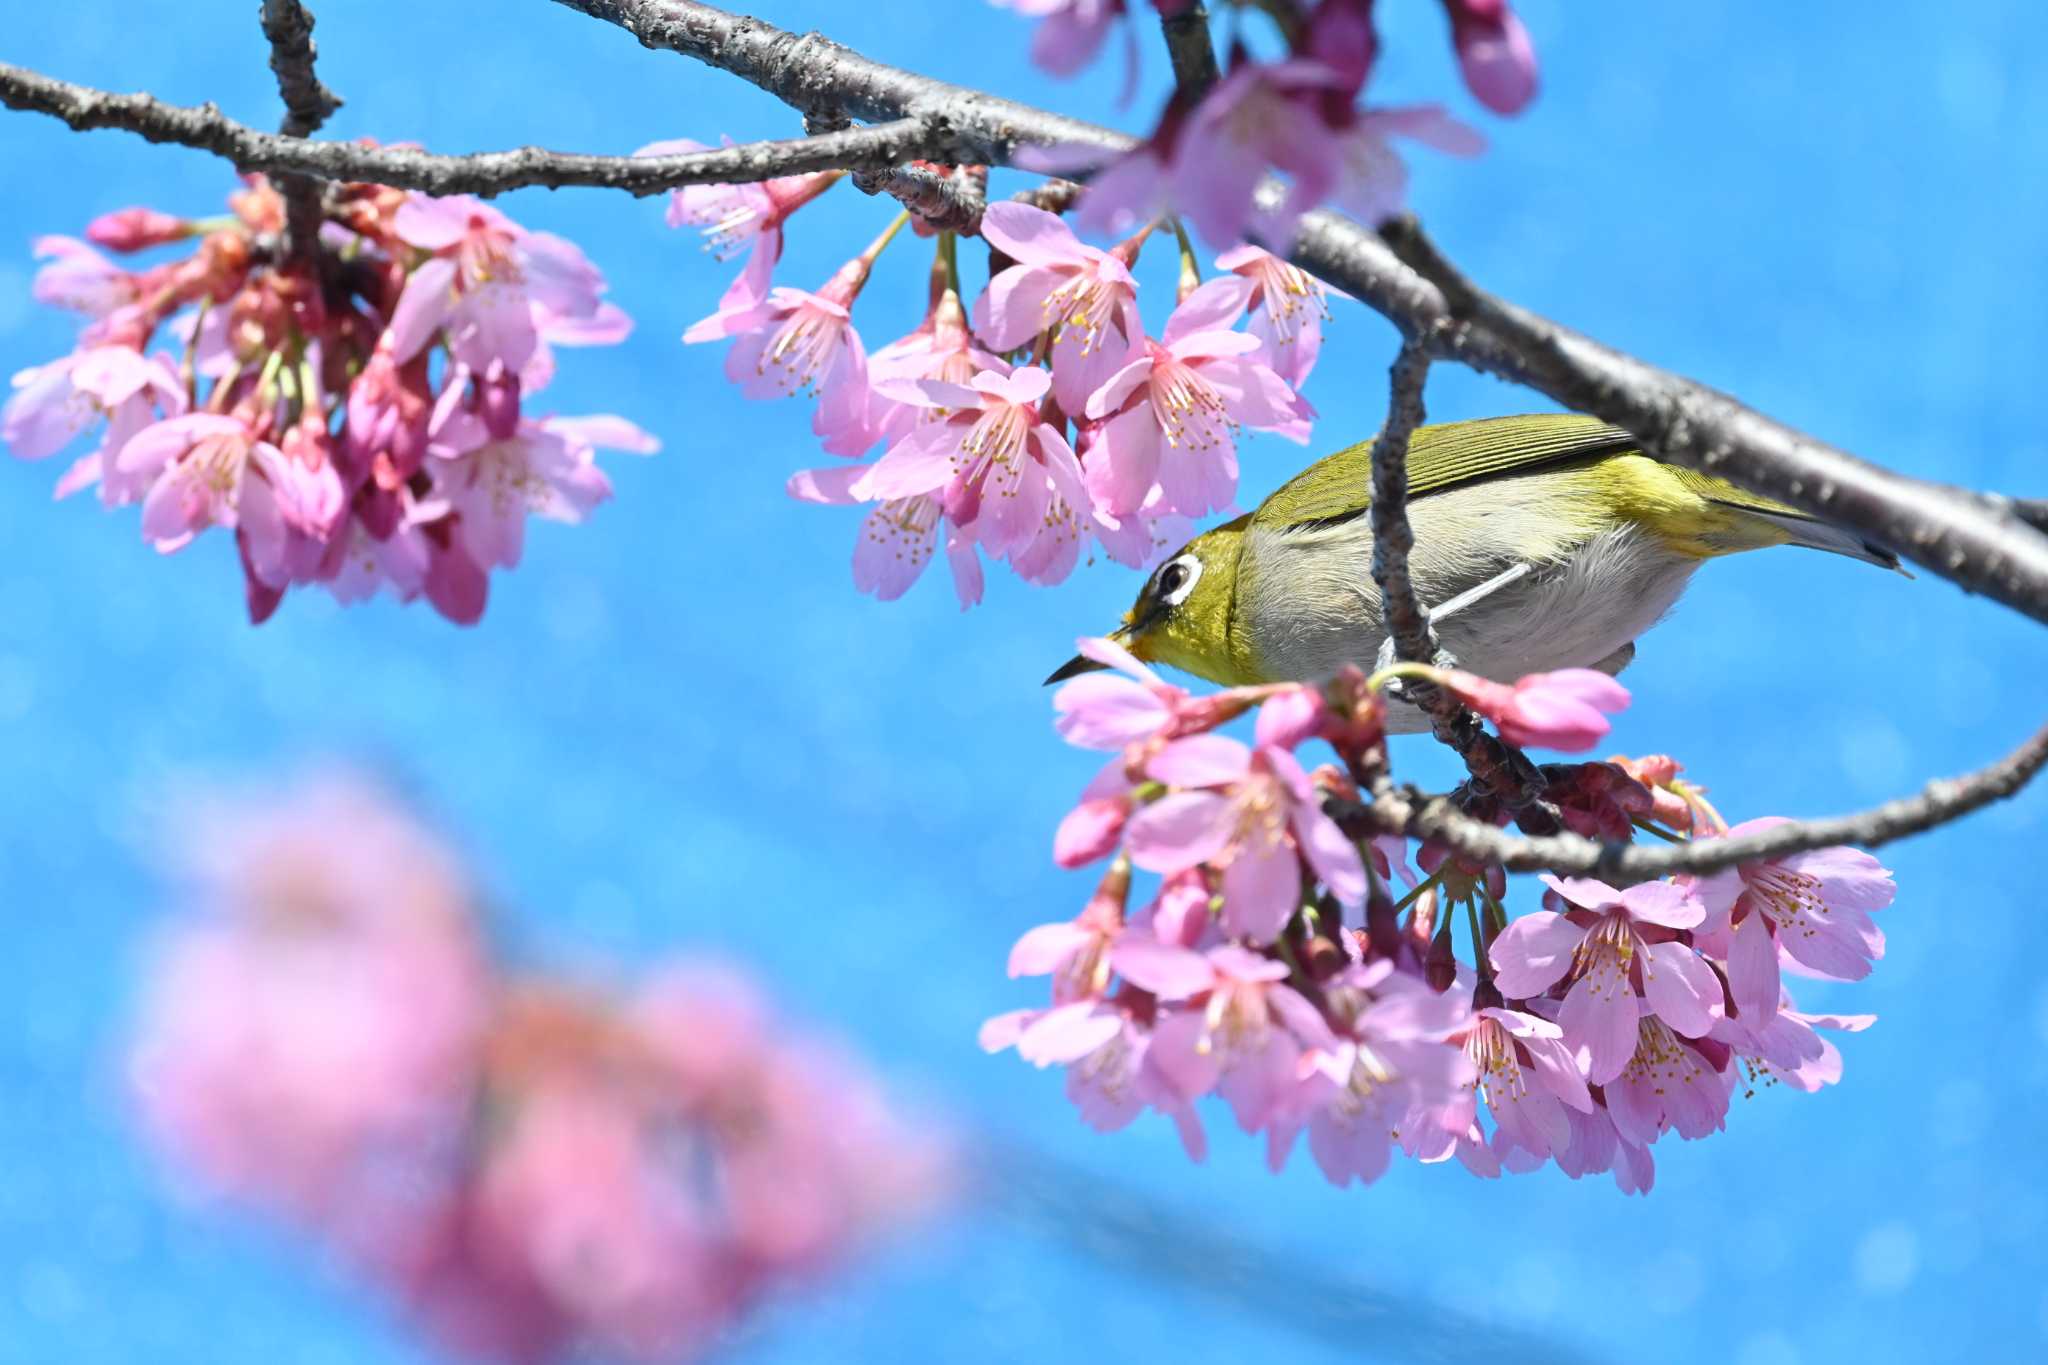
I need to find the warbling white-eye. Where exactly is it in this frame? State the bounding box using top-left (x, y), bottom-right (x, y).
top-left (1048, 413), bottom-right (1902, 731)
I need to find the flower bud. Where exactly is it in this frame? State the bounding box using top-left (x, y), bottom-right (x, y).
top-left (1253, 685), bottom-right (1324, 750)
top-left (85, 207), bottom-right (192, 253)
top-left (1053, 797), bottom-right (1128, 869)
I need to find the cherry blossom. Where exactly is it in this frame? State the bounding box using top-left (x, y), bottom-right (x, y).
top-left (1488, 874), bottom-right (1717, 1083)
top-left (1211, 244), bottom-right (1332, 388)
top-left (638, 138), bottom-right (841, 304)
top-left (1688, 823), bottom-right (1894, 1023)
top-left (1082, 276), bottom-right (1314, 517)
top-left (973, 201), bottom-right (1147, 416)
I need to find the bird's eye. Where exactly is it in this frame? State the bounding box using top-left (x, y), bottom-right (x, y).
top-left (1153, 555), bottom-right (1201, 606)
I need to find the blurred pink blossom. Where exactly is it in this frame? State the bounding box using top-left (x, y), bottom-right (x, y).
top-left (1440, 0), bottom-right (1540, 115)
top-left (131, 776), bottom-right (949, 1365)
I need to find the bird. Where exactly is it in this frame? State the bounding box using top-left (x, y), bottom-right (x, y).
top-left (1046, 412), bottom-right (1904, 732)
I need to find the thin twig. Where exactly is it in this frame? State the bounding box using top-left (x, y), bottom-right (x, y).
top-left (1365, 340), bottom-right (1560, 825)
top-left (1333, 719), bottom-right (2048, 881)
top-left (1368, 340), bottom-right (1441, 670)
top-left (257, 1), bottom-right (344, 263)
top-left (0, 64), bottom-right (936, 197)
top-left (1159, 3), bottom-right (1220, 99)
top-left (258, 0), bottom-right (342, 137)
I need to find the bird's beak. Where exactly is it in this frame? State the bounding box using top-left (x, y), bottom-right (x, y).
top-left (1044, 627), bottom-right (1135, 685)
top-left (1044, 652), bottom-right (1109, 685)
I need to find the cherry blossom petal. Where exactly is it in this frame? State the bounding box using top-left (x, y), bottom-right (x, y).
top-left (1124, 791), bottom-right (1235, 874)
top-left (1641, 941), bottom-right (1720, 1038)
top-left (1487, 911), bottom-right (1583, 998)
top-left (1558, 972), bottom-right (1639, 1085)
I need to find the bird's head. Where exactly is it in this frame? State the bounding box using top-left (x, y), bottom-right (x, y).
top-left (1045, 516), bottom-right (1250, 686)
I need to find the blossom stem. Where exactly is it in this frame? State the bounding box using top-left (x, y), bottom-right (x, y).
top-left (937, 229), bottom-right (961, 299)
top-left (1171, 218), bottom-right (1200, 301)
top-left (1463, 894), bottom-right (1491, 984)
top-left (1362, 660), bottom-right (1443, 696)
top-left (1391, 865), bottom-right (1447, 914)
top-left (859, 209), bottom-right (915, 266)
top-left (178, 294), bottom-right (211, 404)
top-left (1629, 817), bottom-right (1687, 845)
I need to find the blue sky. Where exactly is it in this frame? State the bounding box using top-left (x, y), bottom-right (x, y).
top-left (2, 3), bottom-right (2046, 1362)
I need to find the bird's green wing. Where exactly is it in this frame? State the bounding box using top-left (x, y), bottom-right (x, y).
top-left (1252, 413), bottom-right (1642, 532)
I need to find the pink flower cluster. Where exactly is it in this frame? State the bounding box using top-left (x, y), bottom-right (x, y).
top-left (130, 775), bottom-right (947, 1363)
top-left (992, 643), bottom-right (1896, 1193)
top-left (653, 154), bottom-right (1329, 604)
top-left (5, 176), bottom-right (654, 624)
top-left (1000, 0), bottom-right (1538, 246)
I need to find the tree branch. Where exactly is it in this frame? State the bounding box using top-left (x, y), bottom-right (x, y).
top-left (1333, 717), bottom-right (2048, 880)
top-left (1159, 3), bottom-right (1220, 99)
top-left (0, 63), bottom-right (938, 197)
top-left (866, 160), bottom-right (987, 233)
top-left (542, 1), bottom-right (2048, 628)
top-left (257, 1), bottom-right (344, 263)
top-left (258, 0), bottom-right (342, 138)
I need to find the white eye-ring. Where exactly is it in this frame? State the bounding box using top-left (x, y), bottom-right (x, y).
top-left (1154, 553), bottom-right (1202, 607)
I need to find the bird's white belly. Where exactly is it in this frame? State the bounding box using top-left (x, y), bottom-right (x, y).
top-left (1242, 517), bottom-right (1701, 732)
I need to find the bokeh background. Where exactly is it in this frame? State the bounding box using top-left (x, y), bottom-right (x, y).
top-left (4, 2), bottom-right (2047, 1362)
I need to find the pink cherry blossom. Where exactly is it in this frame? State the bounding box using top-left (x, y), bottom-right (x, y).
top-left (116, 412), bottom-right (343, 565)
top-left (1071, 136), bottom-right (1177, 241)
top-left (637, 138), bottom-right (839, 305)
top-left (1082, 276), bottom-right (1314, 517)
top-left (1688, 823), bottom-right (1894, 1025)
top-left (1463, 1005), bottom-right (1594, 1161)
top-left (430, 413), bottom-right (653, 573)
top-left (130, 775), bottom-right (490, 1227)
top-left (1603, 1018), bottom-right (1733, 1146)
top-left (1488, 874), bottom-right (1716, 1083)
top-left (1441, 0), bottom-right (1540, 115)
top-left (1170, 59), bottom-right (1347, 249)
top-left (1326, 105), bottom-right (1487, 227)
top-left (1122, 730), bottom-right (1364, 942)
top-left (851, 365), bottom-right (1090, 561)
top-left (4, 344), bottom-right (185, 500)
top-left (1112, 939), bottom-right (1310, 1133)
top-left (992, 0), bottom-right (1127, 79)
top-left (686, 255), bottom-right (876, 456)
top-left (29, 235), bottom-right (137, 316)
top-left (1006, 861), bottom-right (1127, 1003)
top-left (1050, 632), bottom-right (1196, 749)
top-left (1267, 960), bottom-right (1477, 1186)
top-left (1211, 245), bottom-right (1331, 387)
top-left (1712, 993), bottom-right (1875, 1094)
top-left (787, 463), bottom-right (985, 607)
top-left (867, 285), bottom-right (1007, 446)
top-left (386, 194), bottom-right (620, 377)
top-left (1555, 1099), bottom-right (1656, 1194)
top-left (973, 202), bottom-right (1146, 416)
top-left (1438, 666), bottom-right (1631, 752)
